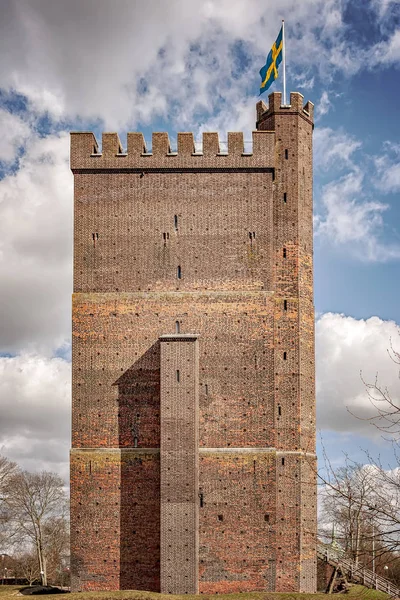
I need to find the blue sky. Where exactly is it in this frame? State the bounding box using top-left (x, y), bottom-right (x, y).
top-left (0, 0), bottom-right (399, 482)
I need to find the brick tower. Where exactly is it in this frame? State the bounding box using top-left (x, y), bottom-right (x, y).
top-left (70, 91), bottom-right (316, 593)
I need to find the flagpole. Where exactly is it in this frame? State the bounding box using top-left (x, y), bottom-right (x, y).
top-left (282, 19), bottom-right (286, 106)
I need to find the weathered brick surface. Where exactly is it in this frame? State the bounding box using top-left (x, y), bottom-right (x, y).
top-left (160, 336), bottom-right (199, 594)
top-left (199, 450), bottom-right (277, 593)
top-left (72, 292), bottom-right (276, 451)
top-left (70, 91), bottom-right (316, 593)
top-left (70, 449), bottom-right (160, 592)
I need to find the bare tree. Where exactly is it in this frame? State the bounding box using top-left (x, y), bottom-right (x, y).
top-left (318, 447), bottom-right (400, 575)
top-left (357, 336), bottom-right (400, 442)
top-left (3, 471), bottom-right (67, 586)
top-left (14, 551), bottom-right (41, 586)
top-left (319, 457), bottom-right (382, 566)
top-left (0, 455), bottom-right (19, 548)
top-left (43, 516), bottom-right (69, 585)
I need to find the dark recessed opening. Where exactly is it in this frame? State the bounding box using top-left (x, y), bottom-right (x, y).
top-left (283, 192), bottom-right (287, 203)
top-left (174, 215), bottom-right (178, 231)
top-left (176, 370), bottom-right (180, 383)
top-left (177, 265), bottom-right (182, 279)
top-left (283, 351), bottom-right (287, 360)
top-left (285, 149), bottom-right (288, 159)
top-left (284, 299), bottom-right (288, 311)
top-left (218, 515), bottom-right (223, 522)
top-left (283, 247), bottom-right (287, 258)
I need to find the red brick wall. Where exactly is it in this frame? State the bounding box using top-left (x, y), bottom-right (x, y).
top-left (199, 450), bottom-right (277, 593)
top-left (70, 449), bottom-right (160, 592)
top-left (257, 92), bottom-right (316, 592)
top-left (70, 91), bottom-right (317, 593)
top-left (72, 170), bottom-right (274, 295)
top-left (72, 292), bottom-right (276, 451)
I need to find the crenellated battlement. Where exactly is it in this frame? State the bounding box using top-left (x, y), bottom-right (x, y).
top-left (256, 91), bottom-right (314, 127)
top-left (71, 92), bottom-right (313, 171)
top-left (70, 129), bottom-right (275, 171)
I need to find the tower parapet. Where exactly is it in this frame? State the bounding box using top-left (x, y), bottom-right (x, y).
top-left (256, 91), bottom-right (314, 125)
top-left (70, 130), bottom-right (275, 170)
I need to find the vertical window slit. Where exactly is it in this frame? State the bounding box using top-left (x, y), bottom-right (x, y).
top-left (283, 247), bottom-right (287, 258)
top-left (284, 299), bottom-right (288, 311)
top-left (283, 193), bottom-right (287, 203)
top-left (205, 383), bottom-right (208, 396)
top-left (175, 321), bottom-right (180, 333)
top-left (174, 215), bottom-right (178, 231)
top-left (176, 370), bottom-right (180, 383)
top-left (283, 352), bottom-right (287, 360)
top-left (177, 265), bottom-right (182, 279)
top-left (278, 405), bottom-right (282, 416)
top-left (285, 149), bottom-right (288, 159)
top-left (199, 492), bottom-right (204, 508)
top-left (282, 457), bottom-right (285, 466)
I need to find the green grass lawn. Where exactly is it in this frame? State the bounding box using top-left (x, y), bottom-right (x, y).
top-left (0, 584), bottom-right (390, 600)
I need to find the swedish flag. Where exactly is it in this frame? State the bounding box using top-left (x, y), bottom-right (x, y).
top-left (259, 26), bottom-right (283, 95)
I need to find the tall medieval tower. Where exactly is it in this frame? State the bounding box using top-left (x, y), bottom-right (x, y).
top-left (70, 91), bottom-right (316, 594)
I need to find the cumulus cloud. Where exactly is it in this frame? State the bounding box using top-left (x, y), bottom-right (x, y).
top-left (314, 170), bottom-right (399, 261)
top-left (314, 128), bottom-right (400, 261)
top-left (0, 131), bottom-right (72, 354)
top-left (0, 109), bottom-right (31, 163)
top-left (0, 0), bottom-right (385, 132)
top-left (314, 127), bottom-right (361, 170)
top-left (0, 353), bottom-right (71, 482)
top-left (316, 313), bottom-right (400, 438)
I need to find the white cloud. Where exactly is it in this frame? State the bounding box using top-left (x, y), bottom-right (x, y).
top-left (314, 127), bottom-right (361, 169)
top-left (370, 0), bottom-right (400, 20)
top-left (316, 170), bottom-right (389, 249)
top-left (0, 109), bottom-right (31, 163)
top-left (0, 353), bottom-right (71, 481)
top-left (314, 129), bottom-right (400, 262)
top-left (316, 313), bottom-right (400, 438)
top-left (374, 141), bottom-right (400, 193)
top-left (0, 131), bottom-right (72, 354)
top-left (0, 0), bottom-right (366, 131)
top-left (315, 91), bottom-right (332, 118)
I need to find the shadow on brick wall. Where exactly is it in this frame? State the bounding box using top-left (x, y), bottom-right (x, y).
top-left (114, 342), bottom-right (161, 448)
top-left (114, 342), bottom-right (161, 591)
